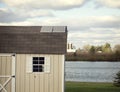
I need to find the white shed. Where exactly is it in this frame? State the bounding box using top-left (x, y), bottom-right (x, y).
top-left (0, 26), bottom-right (67, 92)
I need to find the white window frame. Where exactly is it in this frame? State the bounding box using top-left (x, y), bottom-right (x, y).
top-left (26, 55), bottom-right (50, 73)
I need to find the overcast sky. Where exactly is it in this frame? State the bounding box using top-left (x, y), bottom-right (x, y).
top-left (0, 0), bottom-right (120, 48)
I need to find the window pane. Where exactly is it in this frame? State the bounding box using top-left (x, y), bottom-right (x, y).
top-left (33, 68), bottom-right (38, 72)
top-left (38, 65), bottom-right (44, 72)
top-left (33, 57), bottom-right (38, 60)
top-left (39, 65), bottom-right (43, 68)
top-left (33, 65), bottom-right (39, 72)
top-left (39, 61), bottom-right (44, 64)
top-left (38, 68), bottom-right (43, 72)
top-left (33, 65), bottom-right (39, 68)
top-left (33, 61), bottom-right (38, 64)
top-left (39, 57), bottom-right (44, 60)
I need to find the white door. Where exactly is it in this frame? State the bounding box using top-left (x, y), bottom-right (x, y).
top-left (0, 54), bottom-right (15, 92)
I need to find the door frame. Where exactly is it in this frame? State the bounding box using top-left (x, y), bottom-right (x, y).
top-left (0, 53), bottom-right (16, 92)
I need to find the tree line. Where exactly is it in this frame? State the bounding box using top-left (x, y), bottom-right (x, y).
top-left (66, 43), bottom-right (120, 61)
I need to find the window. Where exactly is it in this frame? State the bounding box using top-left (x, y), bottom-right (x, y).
top-left (26, 55), bottom-right (50, 73)
top-left (33, 57), bottom-right (45, 72)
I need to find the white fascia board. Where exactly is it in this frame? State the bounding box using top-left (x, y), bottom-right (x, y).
top-left (0, 53), bottom-right (15, 56)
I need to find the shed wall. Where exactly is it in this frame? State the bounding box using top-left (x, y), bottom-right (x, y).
top-left (16, 54), bottom-right (64, 92)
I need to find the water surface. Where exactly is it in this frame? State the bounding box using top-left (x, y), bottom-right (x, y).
top-left (65, 61), bottom-right (120, 82)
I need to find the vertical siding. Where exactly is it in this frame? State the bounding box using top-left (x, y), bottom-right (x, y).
top-left (29, 73), bottom-right (35, 92)
top-left (58, 55), bottom-right (63, 92)
top-left (16, 54), bottom-right (64, 92)
top-left (0, 56), bottom-right (1, 88)
top-left (16, 54), bottom-right (26, 92)
top-left (44, 55), bottom-right (49, 92)
top-left (0, 56), bottom-right (12, 92)
top-left (39, 73), bottom-right (44, 92)
top-left (34, 54), bottom-right (40, 92)
top-left (54, 55), bottom-right (59, 92)
top-left (25, 74), bottom-right (30, 92)
top-left (21, 55), bottom-right (26, 92)
top-left (49, 55), bottom-right (54, 92)
top-left (16, 55), bottom-right (21, 92)
top-left (0, 56), bottom-right (1, 82)
top-left (34, 74), bottom-right (39, 92)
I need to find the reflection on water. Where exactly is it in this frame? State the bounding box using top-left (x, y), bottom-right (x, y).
top-left (65, 61), bottom-right (120, 82)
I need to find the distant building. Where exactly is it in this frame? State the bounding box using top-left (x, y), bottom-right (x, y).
top-left (67, 43), bottom-right (76, 52)
top-left (97, 51), bottom-right (102, 53)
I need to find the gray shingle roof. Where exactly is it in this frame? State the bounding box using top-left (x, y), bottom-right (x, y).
top-left (0, 26), bottom-right (67, 54)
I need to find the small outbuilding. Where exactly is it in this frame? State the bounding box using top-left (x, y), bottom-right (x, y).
top-left (0, 26), bottom-right (67, 92)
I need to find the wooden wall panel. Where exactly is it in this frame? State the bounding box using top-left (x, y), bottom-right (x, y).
top-left (25, 75), bottom-right (30, 92)
top-left (34, 74), bottom-right (39, 92)
top-left (54, 55), bottom-right (59, 92)
top-left (20, 54), bottom-right (26, 92)
top-left (0, 57), bottom-right (1, 85)
top-left (39, 74), bottom-right (44, 92)
top-left (44, 55), bottom-right (49, 92)
top-left (16, 55), bottom-right (21, 92)
top-left (30, 74), bottom-right (35, 92)
top-left (55, 55), bottom-right (64, 92)
top-left (49, 55), bottom-right (54, 92)
top-left (59, 55), bottom-right (62, 92)
top-left (44, 74), bottom-right (49, 92)
top-left (16, 54), bottom-right (64, 92)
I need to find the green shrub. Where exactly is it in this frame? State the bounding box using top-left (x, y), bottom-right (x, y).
top-left (114, 71), bottom-right (120, 87)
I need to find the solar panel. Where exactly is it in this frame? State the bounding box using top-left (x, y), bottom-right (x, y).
top-left (53, 26), bottom-right (66, 32)
top-left (40, 26), bottom-right (53, 32)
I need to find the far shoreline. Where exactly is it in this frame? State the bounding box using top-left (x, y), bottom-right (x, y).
top-left (65, 60), bottom-right (120, 62)
top-left (65, 53), bottom-right (120, 62)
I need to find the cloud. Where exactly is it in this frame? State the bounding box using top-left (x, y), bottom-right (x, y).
top-left (69, 30), bottom-right (120, 40)
top-left (0, 8), bottom-right (54, 22)
top-left (67, 16), bottom-right (120, 47)
top-left (36, 16), bottom-right (120, 31)
top-left (1, 0), bottom-right (87, 10)
top-left (0, 0), bottom-right (87, 23)
top-left (36, 16), bottom-right (119, 48)
top-left (68, 29), bottom-right (120, 48)
top-left (0, 15), bottom-right (119, 48)
top-left (96, 0), bottom-right (120, 8)
top-left (1, 0), bottom-right (120, 9)
top-left (1, 15), bottom-right (119, 29)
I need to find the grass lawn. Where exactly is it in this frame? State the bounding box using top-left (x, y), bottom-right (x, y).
top-left (65, 82), bottom-right (120, 92)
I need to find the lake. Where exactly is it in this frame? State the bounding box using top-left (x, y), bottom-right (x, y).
top-left (65, 61), bottom-right (120, 82)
